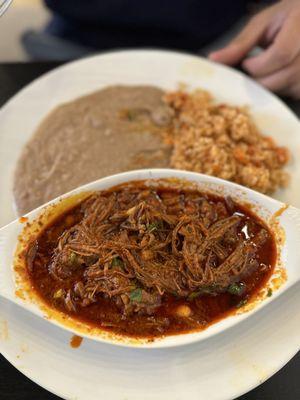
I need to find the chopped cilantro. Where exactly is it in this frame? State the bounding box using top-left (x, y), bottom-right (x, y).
top-left (147, 221), bottom-right (163, 233)
top-left (69, 252), bottom-right (77, 264)
top-left (228, 282), bottom-right (245, 296)
top-left (111, 257), bottom-right (124, 268)
top-left (236, 299), bottom-right (248, 308)
top-left (130, 288), bottom-right (143, 302)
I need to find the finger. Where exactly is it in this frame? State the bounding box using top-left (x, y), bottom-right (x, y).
top-left (256, 63), bottom-right (295, 93)
top-left (209, 14), bottom-right (268, 66)
top-left (287, 83), bottom-right (300, 100)
top-left (243, 11), bottom-right (300, 77)
top-left (275, 82), bottom-right (300, 99)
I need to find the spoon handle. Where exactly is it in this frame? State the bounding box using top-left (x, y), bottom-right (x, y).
top-left (0, 0), bottom-right (12, 17)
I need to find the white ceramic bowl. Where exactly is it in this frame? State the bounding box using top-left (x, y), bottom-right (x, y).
top-left (1, 168), bottom-right (299, 349)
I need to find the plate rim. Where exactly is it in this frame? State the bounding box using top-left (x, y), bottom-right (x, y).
top-left (0, 48), bottom-right (299, 400)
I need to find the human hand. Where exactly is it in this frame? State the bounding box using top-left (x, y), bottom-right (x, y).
top-left (209, 0), bottom-right (300, 99)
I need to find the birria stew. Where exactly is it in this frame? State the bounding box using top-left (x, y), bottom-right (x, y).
top-left (26, 180), bottom-right (276, 338)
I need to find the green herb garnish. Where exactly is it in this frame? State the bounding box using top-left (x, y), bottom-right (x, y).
top-left (236, 299), bottom-right (248, 308)
top-left (228, 282), bottom-right (245, 296)
top-left (188, 291), bottom-right (201, 300)
top-left (127, 110), bottom-right (135, 120)
top-left (69, 252), bottom-right (77, 264)
top-left (188, 285), bottom-right (219, 300)
top-left (130, 288), bottom-right (143, 302)
top-left (186, 226), bottom-right (193, 233)
top-left (125, 109), bottom-right (141, 121)
top-left (267, 288), bottom-right (273, 297)
top-left (147, 221), bottom-right (163, 233)
top-left (111, 257), bottom-right (124, 268)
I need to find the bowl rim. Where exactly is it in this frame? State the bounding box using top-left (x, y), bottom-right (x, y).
top-left (11, 168), bottom-right (289, 349)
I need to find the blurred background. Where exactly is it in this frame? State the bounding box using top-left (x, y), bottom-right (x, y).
top-left (0, 0), bottom-right (50, 61)
top-left (0, 0), bottom-right (251, 62)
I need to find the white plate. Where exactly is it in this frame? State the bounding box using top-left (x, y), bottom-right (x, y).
top-left (0, 50), bottom-right (299, 400)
